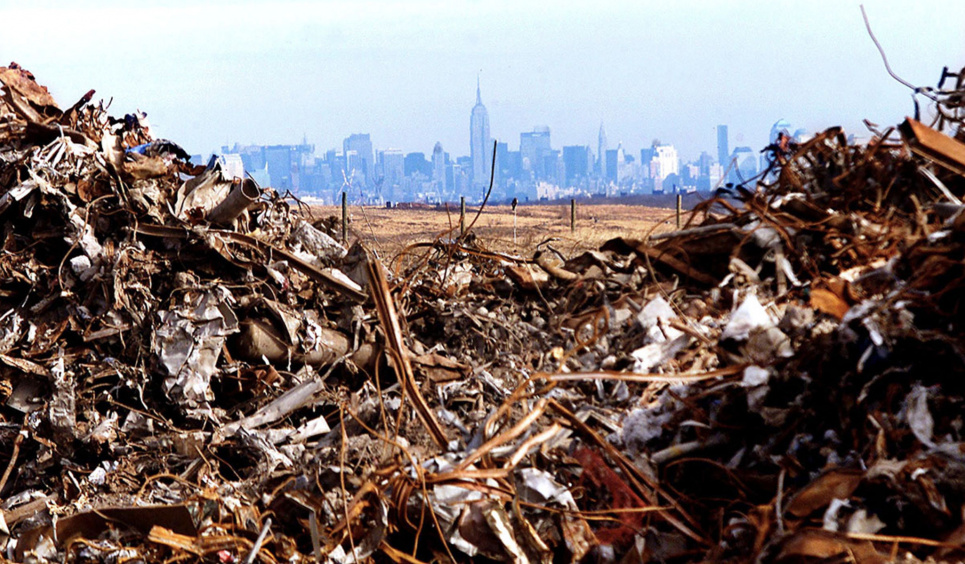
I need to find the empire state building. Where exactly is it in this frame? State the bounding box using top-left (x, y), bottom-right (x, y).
top-left (470, 78), bottom-right (492, 190)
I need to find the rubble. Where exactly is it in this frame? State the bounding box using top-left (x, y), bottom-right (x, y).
top-left (3, 59), bottom-right (965, 563)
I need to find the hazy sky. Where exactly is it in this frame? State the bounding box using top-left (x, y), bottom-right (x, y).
top-left (3, 1), bottom-right (964, 161)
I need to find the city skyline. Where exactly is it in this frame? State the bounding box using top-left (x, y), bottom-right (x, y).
top-left (3, 1), bottom-right (963, 161)
top-left (212, 76), bottom-right (738, 206)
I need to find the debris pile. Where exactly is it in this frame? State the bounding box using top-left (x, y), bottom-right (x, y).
top-left (2, 61), bottom-right (965, 562)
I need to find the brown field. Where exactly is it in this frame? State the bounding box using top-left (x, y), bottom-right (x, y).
top-left (307, 203), bottom-right (677, 260)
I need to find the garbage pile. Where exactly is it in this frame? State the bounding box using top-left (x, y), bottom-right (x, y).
top-left (3, 60), bottom-right (965, 563)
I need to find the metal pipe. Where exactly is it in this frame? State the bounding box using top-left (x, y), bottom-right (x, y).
top-left (207, 178), bottom-right (260, 225)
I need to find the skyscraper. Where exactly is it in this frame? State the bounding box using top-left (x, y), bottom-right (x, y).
top-left (563, 145), bottom-right (591, 185)
top-left (265, 145), bottom-right (293, 190)
top-left (650, 143), bottom-right (679, 188)
top-left (520, 126), bottom-right (551, 179)
top-left (470, 78), bottom-right (492, 188)
top-left (716, 125), bottom-right (729, 170)
top-left (381, 149), bottom-right (405, 188)
top-left (432, 142), bottom-right (446, 192)
top-left (343, 134), bottom-right (374, 186)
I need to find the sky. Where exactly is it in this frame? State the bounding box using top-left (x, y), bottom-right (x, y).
top-left (2, 0), bottom-right (964, 162)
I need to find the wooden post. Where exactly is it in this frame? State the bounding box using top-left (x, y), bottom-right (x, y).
top-left (513, 210), bottom-right (517, 246)
top-left (341, 191), bottom-right (348, 243)
top-left (676, 193), bottom-right (682, 229)
top-left (460, 196), bottom-right (466, 237)
top-left (570, 199), bottom-right (576, 233)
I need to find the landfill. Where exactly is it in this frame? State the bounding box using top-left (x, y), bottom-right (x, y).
top-left (2, 60), bottom-right (965, 562)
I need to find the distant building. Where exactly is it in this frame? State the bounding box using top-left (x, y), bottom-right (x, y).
top-left (290, 140), bottom-right (314, 193)
top-left (543, 149), bottom-right (564, 188)
top-left (698, 151), bottom-right (714, 176)
top-left (344, 150), bottom-right (362, 186)
top-left (495, 141), bottom-right (513, 184)
top-left (605, 149), bottom-right (618, 183)
top-left (404, 152), bottom-right (431, 178)
top-left (265, 145), bottom-right (293, 190)
top-left (649, 143), bottom-right (679, 188)
top-left (717, 125), bottom-right (729, 170)
top-left (562, 145), bottom-right (591, 185)
top-left (683, 163), bottom-right (700, 184)
top-left (432, 142), bottom-right (446, 192)
top-left (218, 154), bottom-right (245, 180)
top-left (451, 162), bottom-right (471, 198)
top-left (699, 162), bottom-right (724, 191)
top-left (219, 141), bottom-right (310, 194)
top-left (470, 78), bottom-right (492, 188)
top-left (324, 149), bottom-right (339, 184)
top-left (732, 146), bottom-right (758, 182)
top-left (616, 143), bottom-right (631, 183)
top-left (638, 147), bottom-right (653, 180)
top-left (503, 150), bottom-right (522, 187)
top-left (343, 134), bottom-right (374, 186)
top-left (222, 143), bottom-right (266, 173)
top-left (520, 126), bottom-right (552, 180)
top-left (381, 149), bottom-right (405, 188)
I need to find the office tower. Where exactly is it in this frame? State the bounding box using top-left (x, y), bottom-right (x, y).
top-left (698, 151), bottom-right (714, 176)
top-left (640, 147), bottom-right (655, 179)
top-left (563, 146), bottom-right (590, 185)
top-left (470, 78), bottom-right (492, 188)
top-left (343, 134), bottom-right (374, 186)
top-left (404, 152), bottom-right (429, 177)
top-left (605, 149), bottom-right (618, 183)
top-left (616, 143), bottom-right (629, 183)
top-left (717, 125), bottom-right (729, 169)
top-left (432, 142), bottom-right (446, 192)
top-left (495, 141), bottom-right (512, 183)
top-left (520, 126), bottom-right (551, 179)
top-left (344, 150), bottom-right (362, 185)
top-left (650, 143), bottom-right (679, 188)
top-left (381, 149), bottom-right (405, 188)
top-left (265, 145), bottom-right (294, 190)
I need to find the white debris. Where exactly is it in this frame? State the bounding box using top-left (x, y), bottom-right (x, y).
top-left (905, 385), bottom-right (935, 448)
top-left (846, 509), bottom-right (887, 535)
top-left (153, 288), bottom-right (239, 411)
top-left (636, 296), bottom-right (682, 343)
top-left (631, 334), bottom-right (691, 373)
top-left (741, 365), bottom-right (771, 388)
top-left (722, 294), bottom-right (773, 342)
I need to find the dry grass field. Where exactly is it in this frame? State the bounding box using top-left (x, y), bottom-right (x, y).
top-left (306, 203), bottom-right (677, 260)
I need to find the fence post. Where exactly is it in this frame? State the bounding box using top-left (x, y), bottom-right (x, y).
top-left (341, 191), bottom-right (348, 243)
top-left (460, 196), bottom-right (466, 237)
top-left (570, 199), bottom-right (576, 233)
top-left (676, 193), bottom-right (682, 229)
top-left (513, 208), bottom-right (517, 246)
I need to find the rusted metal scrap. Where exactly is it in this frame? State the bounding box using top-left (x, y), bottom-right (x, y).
top-left (2, 61), bottom-right (965, 564)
